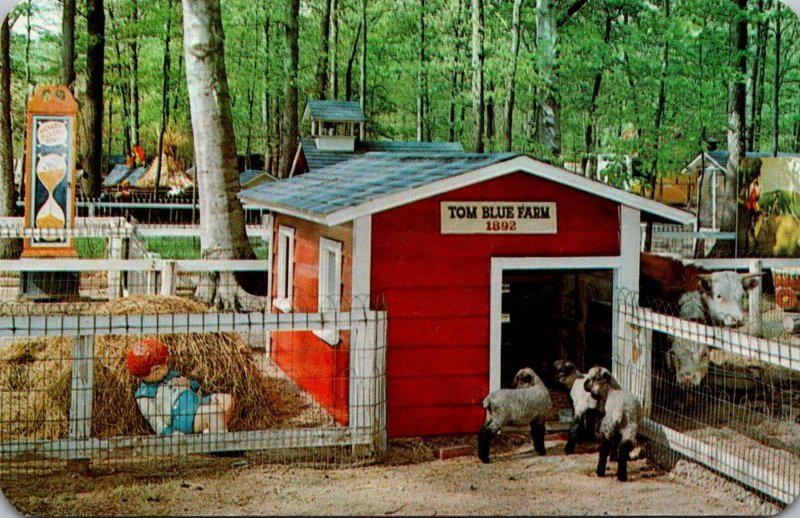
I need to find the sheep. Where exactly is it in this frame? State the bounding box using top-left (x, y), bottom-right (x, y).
top-left (553, 359), bottom-right (598, 454)
top-left (583, 366), bottom-right (641, 482)
top-left (477, 367), bottom-right (553, 464)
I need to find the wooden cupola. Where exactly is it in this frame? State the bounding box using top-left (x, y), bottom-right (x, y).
top-left (303, 100), bottom-right (367, 152)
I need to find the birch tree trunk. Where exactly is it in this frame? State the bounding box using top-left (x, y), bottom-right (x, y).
top-left (502, 0), bottom-right (523, 152)
top-left (0, 19), bottom-right (19, 259)
top-left (278, 0), bottom-right (300, 178)
top-left (84, 0), bottom-right (104, 198)
top-left (60, 0), bottom-right (76, 92)
top-left (536, 0), bottom-right (560, 157)
top-left (182, 0), bottom-right (267, 309)
top-left (470, 0), bottom-right (484, 152)
top-left (713, 0), bottom-right (748, 256)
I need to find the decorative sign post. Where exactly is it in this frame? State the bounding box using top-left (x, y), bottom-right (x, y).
top-left (20, 86), bottom-right (79, 299)
top-left (22, 85), bottom-right (79, 257)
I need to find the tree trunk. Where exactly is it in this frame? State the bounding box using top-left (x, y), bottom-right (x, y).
top-left (416, 0), bottom-right (427, 142)
top-left (61, 0), bottom-right (76, 92)
top-left (359, 0), bottom-right (367, 139)
top-left (713, 0), bottom-right (748, 257)
top-left (316, 0), bottom-right (332, 100)
top-left (130, 0), bottom-right (140, 149)
top-left (502, 0), bottom-right (524, 152)
top-left (329, 0), bottom-right (339, 100)
top-left (263, 17), bottom-right (275, 174)
top-left (107, 7), bottom-right (131, 156)
top-left (344, 20), bottom-right (361, 101)
top-left (470, 0), bottom-right (484, 152)
top-left (84, 0), bottom-right (104, 198)
top-left (0, 19), bottom-right (19, 258)
top-left (747, 0), bottom-right (766, 151)
top-left (154, 0), bottom-right (173, 194)
top-left (643, 0), bottom-right (669, 253)
top-left (582, 14), bottom-right (612, 177)
top-left (182, 0), bottom-right (266, 309)
top-left (772, 1), bottom-right (781, 157)
top-left (536, 0), bottom-right (560, 158)
top-left (486, 81), bottom-right (494, 145)
top-left (278, 0), bottom-right (300, 178)
top-left (19, 0), bottom-right (32, 201)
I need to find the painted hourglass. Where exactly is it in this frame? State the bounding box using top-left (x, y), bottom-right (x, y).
top-left (34, 152), bottom-right (68, 233)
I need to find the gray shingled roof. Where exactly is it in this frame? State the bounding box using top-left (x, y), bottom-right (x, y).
top-left (241, 152), bottom-right (519, 219)
top-left (102, 164), bottom-right (134, 187)
top-left (304, 100), bottom-right (367, 122)
top-left (299, 138), bottom-right (466, 173)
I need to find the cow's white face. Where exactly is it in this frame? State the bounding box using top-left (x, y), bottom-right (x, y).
top-left (699, 272), bottom-right (759, 327)
top-left (668, 341), bottom-right (710, 387)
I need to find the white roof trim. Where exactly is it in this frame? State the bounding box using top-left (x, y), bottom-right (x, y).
top-left (680, 152), bottom-right (725, 175)
top-left (241, 155), bottom-right (696, 226)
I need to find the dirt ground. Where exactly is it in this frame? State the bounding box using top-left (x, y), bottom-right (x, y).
top-left (0, 435), bottom-right (781, 516)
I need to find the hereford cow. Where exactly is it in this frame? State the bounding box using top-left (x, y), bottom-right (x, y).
top-left (668, 271), bottom-right (761, 387)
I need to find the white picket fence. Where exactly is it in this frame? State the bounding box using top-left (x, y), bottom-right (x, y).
top-left (0, 216), bottom-right (273, 300)
top-left (616, 296), bottom-right (800, 504)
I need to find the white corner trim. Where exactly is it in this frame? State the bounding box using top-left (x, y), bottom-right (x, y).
top-left (352, 216), bottom-right (372, 307)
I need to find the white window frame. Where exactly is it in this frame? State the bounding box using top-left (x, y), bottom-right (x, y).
top-left (314, 237), bottom-right (343, 346)
top-left (273, 226), bottom-right (295, 313)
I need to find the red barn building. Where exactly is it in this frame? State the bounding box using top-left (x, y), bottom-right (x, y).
top-left (240, 150), bottom-right (693, 438)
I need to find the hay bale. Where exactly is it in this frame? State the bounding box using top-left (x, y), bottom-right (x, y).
top-left (0, 295), bottom-right (312, 440)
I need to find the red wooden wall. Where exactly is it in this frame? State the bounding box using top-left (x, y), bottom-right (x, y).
top-left (270, 215), bottom-right (353, 425)
top-left (370, 172), bottom-right (621, 437)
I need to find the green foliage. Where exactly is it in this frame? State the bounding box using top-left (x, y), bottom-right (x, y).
top-left (6, 0), bottom-right (800, 188)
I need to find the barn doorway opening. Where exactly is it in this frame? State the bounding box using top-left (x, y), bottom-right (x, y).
top-left (500, 269), bottom-right (613, 388)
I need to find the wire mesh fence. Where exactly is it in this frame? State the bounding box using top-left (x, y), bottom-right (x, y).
top-left (0, 293), bottom-right (387, 481)
top-left (615, 289), bottom-right (800, 506)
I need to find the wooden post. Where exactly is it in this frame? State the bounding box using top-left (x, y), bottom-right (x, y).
top-left (106, 220), bottom-right (124, 299)
top-left (749, 259), bottom-right (762, 336)
top-left (160, 260), bottom-right (177, 296)
top-left (68, 335), bottom-right (94, 469)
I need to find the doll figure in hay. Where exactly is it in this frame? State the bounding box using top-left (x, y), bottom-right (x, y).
top-left (126, 338), bottom-right (235, 435)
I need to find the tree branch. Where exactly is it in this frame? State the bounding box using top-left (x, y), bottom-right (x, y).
top-left (557, 0), bottom-right (589, 27)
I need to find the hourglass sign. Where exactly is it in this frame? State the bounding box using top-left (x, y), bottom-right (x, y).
top-left (22, 85), bottom-right (78, 259)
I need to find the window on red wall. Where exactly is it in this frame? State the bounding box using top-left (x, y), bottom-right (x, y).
top-left (314, 237), bottom-right (342, 346)
top-left (274, 226), bottom-right (295, 313)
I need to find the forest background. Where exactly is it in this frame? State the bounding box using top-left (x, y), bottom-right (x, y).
top-left (1, 0), bottom-right (800, 196)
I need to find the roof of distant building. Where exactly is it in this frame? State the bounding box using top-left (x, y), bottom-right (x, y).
top-left (303, 100), bottom-right (367, 122)
top-left (297, 138), bottom-right (466, 174)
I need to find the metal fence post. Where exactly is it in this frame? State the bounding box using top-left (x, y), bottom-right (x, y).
top-left (749, 259), bottom-right (763, 336)
top-left (68, 335), bottom-right (94, 462)
top-left (107, 220), bottom-right (124, 299)
top-left (160, 260), bottom-right (177, 296)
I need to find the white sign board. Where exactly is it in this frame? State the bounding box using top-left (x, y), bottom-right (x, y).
top-left (440, 201), bottom-right (557, 234)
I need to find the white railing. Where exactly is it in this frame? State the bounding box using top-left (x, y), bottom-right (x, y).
top-left (616, 298), bottom-right (800, 504)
